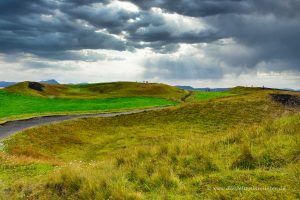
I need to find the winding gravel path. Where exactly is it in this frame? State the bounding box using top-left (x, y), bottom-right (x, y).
top-left (0, 107), bottom-right (164, 139)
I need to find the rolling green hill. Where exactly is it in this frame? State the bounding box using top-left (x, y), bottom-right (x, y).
top-left (4, 81), bottom-right (186, 101)
top-left (0, 81), bottom-right (187, 122)
top-left (0, 87), bottom-right (299, 199)
top-left (0, 90), bottom-right (177, 122)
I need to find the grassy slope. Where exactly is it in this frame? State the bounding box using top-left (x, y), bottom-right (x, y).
top-left (188, 90), bottom-right (234, 101)
top-left (0, 88), bottom-right (299, 199)
top-left (4, 81), bottom-right (186, 101)
top-left (1, 82), bottom-right (185, 122)
top-left (0, 91), bottom-right (176, 121)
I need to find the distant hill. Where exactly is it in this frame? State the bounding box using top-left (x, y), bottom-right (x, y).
top-left (0, 81), bottom-right (17, 87)
top-left (0, 79), bottom-right (59, 88)
top-left (176, 85), bottom-right (230, 92)
top-left (280, 88), bottom-right (300, 92)
top-left (175, 86), bottom-right (194, 90)
top-left (40, 79), bottom-right (60, 85)
top-left (176, 85), bottom-right (300, 92)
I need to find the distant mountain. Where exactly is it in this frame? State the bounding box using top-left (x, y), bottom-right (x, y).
top-left (176, 85), bottom-right (230, 92)
top-left (40, 79), bottom-right (59, 84)
top-left (177, 85), bottom-right (299, 92)
top-left (199, 88), bottom-right (231, 92)
top-left (0, 79), bottom-right (59, 88)
top-left (0, 81), bottom-right (17, 87)
top-left (280, 88), bottom-right (300, 92)
top-left (175, 86), bottom-right (194, 90)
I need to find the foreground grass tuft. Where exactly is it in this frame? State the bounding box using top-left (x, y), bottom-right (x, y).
top-left (231, 145), bottom-right (257, 170)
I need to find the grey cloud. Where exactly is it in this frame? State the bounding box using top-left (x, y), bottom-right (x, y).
top-left (124, 0), bottom-right (300, 18)
top-left (144, 56), bottom-right (224, 80)
top-left (204, 13), bottom-right (300, 73)
top-left (24, 61), bottom-right (57, 69)
top-left (64, 4), bottom-right (221, 52)
top-left (66, 3), bottom-right (139, 34)
top-left (124, 0), bottom-right (300, 75)
top-left (150, 44), bottom-right (180, 54)
top-left (0, 0), bottom-right (53, 16)
top-left (126, 0), bottom-right (300, 72)
top-left (0, 0), bottom-right (127, 60)
top-left (123, 0), bottom-right (252, 17)
top-left (0, 0), bottom-right (299, 81)
top-left (0, 0), bottom-right (224, 57)
top-left (6, 50), bottom-right (124, 63)
top-left (0, 27), bottom-right (126, 54)
top-left (22, 60), bottom-right (79, 71)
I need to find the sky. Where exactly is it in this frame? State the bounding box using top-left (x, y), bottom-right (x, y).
top-left (0, 0), bottom-right (299, 89)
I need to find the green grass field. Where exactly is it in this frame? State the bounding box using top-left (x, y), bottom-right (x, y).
top-left (0, 86), bottom-right (299, 199)
top-left (0, 90), bottom-right (177, 122)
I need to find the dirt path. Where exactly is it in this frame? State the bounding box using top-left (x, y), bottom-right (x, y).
top-left (0, 107), bottom-right (165, 139)
top-left (181, 91), bottom-right (193, 102)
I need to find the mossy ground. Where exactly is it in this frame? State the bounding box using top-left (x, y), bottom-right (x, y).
top-left (0, 87), bottom-right (299, 199)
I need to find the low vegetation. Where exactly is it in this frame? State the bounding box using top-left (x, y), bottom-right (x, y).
top-left (0, 86), bottom-right (299, 199)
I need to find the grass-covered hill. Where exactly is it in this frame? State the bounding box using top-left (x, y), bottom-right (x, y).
top-left (0, 91), bottom-right (177, 123)
top-left (0, 81), bottom-right (187, 122)
top-left (4, 81), bottom-right (186, 101)
top-left (0, 87), bottom-right (299, 199)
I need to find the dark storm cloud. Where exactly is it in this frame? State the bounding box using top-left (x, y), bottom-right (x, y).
top-left (123, 0), bottom-right (252, 17)
top-left (125, 10), bottom-right (220, 44)
top-left (0, 0), bottom-right (224, 59)
top-left (0, 0), bottom-right (52, 16)
top-left (124, 0), bottom-right (300, 18)
top-left (128, 0), bottom-right (300, 76)
top-left (0, 0), bottom-right (299, 78)
top-left (65, 3), bottom-right (139, 34)
top-left (205, 12), bottom-right (300, 72)
top-left (0, 0), bottom-right (126, 60)
top-left (0, 28), bottom-right (126, 53)
top-left (63, 4), bottom-right (223, 52)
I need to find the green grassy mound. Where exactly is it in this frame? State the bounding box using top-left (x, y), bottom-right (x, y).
top-left (1, 81), bottom-right (186, 122)
top-left (4, 81), bottom-right (186, 101)
top-left (0, 90), bottom-right (176, 122)
top-left (0, 88), bottom-right (299, 199)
